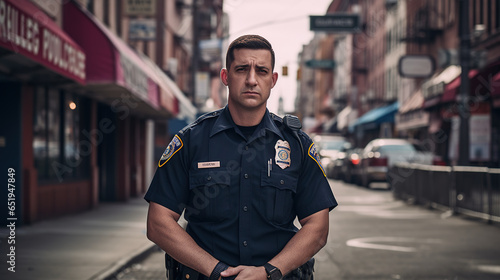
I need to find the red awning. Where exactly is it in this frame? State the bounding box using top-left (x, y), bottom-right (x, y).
top-left (441, 69), bottom-right (479, 103)
top-left (63, 1), bottom-right (178, 117)
top-left (441, 60), bottom-right (500, 103)
top-left (0, 0), bottom-right (86, 84)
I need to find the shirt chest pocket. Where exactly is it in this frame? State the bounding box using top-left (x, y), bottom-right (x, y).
top-left (260, 170), bottom-right (298, 225)
top-left (189, 170), bottom-right (233, 223)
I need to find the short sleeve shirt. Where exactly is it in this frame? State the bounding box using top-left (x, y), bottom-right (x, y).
top-left (145, 106), bottom-right (337, 267)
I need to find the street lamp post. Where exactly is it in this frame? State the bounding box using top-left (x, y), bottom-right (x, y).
top-left (458, 0), bottom-right (470, 166)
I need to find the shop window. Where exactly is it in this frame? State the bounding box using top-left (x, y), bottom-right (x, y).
top-left (33, 87), bottom-right (90, 182)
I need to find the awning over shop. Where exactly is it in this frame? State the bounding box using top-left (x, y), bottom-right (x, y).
top-left (396, 90), bottom-right (429, 131)
top-left (422, 65), bottom-right (461, 108)
top-left (336, 106), bottom-right (358, 131)
top-left (349, 102), bottom-right (399, 132)
top-left (423, 61), bottom-right (500, 108)
top-left (441, 69), bottom-right (479, 103)
top-left (399, 90), bottom-right (424, 114)
top-left (139, 53), bottom-right (197, 122)
top-left (63, 1), bottom-right (178, 118)
top-left (422, 65), bottom-right (461, 100)
top-left (0, 0), bottom-right (85, 84)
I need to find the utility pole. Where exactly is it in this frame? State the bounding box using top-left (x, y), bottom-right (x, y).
top-left (191, 0), bottom-right (200, 102)
top-left (458, 0), bottom-right (470, 166)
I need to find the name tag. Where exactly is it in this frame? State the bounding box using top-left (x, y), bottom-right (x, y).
top-left (197, 161), bottom-right (220, 169)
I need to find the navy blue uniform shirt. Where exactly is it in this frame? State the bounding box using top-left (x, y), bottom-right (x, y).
top-left (145, 106), bottom-right (337, 267)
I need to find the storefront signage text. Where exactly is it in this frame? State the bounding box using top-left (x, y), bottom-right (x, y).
top-left (0, 0), bottom-right (86, 83)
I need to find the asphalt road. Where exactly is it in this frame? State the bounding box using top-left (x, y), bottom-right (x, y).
top-left (114, 180), bottom-right (500, 280)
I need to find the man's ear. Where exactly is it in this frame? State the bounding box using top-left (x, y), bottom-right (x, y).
top-left (220, 68), bottom-right (228, 86)
top-left (271, 72), bottom-right (278, 88)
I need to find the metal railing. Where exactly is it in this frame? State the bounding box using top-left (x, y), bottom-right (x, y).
top-left (388, 163), bottom-right (500, 223)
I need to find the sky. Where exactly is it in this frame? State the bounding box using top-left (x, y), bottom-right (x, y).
top-left (223, 0), bottom-right (333, 114)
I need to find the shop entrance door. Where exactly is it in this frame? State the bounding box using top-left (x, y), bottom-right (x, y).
top-left (97, 103), bottom-right (117, 201)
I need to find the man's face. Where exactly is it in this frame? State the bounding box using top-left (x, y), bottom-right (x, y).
top-left (221, 48), bottom-right (278, 112)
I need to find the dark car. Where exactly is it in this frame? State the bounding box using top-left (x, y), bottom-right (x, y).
top-left (312, 134), bottom-right (350, 177)
top-left (325, 145), bottom-right (360, 180)
top-left (339, 148), bottom-right (363, 184)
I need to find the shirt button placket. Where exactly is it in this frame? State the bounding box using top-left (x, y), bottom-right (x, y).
top-left (239, 143), bottom-right (253, 264)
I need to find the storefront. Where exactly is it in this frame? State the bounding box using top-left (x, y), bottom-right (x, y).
top-left (63, 1), bottom-right (183, 205)
top-left (0, 0), bottom-right (191, 225)
top-left (395, 89), bottom-right (430, 141)
top-left (0, 0), bottom-right (87, 224)
top-left (422, 62), bottom-right (500, 167)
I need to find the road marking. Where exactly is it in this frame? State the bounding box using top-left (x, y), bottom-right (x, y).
top-left (346, 237), bottom-right (441, 252)
top-left (475, 265), bottom-right (500, 274)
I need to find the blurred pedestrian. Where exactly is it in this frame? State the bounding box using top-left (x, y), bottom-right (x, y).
top-left (145, 34), bottom-right (337, 280)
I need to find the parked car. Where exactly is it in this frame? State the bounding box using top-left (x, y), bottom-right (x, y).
top-left (325, 144), bottom-right (355, 179)
top-left (359, 138), bottom-right (429, 188)
top-left (338, 148), bottom-right (364, 184)
top-left (410, 140), bottom-right (447, 166)
top-left (312, 134), bottom-right (350, 177)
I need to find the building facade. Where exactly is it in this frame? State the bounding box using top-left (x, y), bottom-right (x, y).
top-left (0, 0), bottom-right (202, 225)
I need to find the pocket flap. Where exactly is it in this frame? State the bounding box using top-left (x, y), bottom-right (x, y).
top-left (261, 170), bottom-right (297, 192)
top-left (189, 170), bottom-right (231, 189)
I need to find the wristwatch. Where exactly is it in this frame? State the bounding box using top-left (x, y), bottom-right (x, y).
top-left (264, 263), bottom-right (282, 280)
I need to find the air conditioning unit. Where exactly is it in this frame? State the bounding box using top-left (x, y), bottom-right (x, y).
top-left (165, 58), bottom-right (178, 78)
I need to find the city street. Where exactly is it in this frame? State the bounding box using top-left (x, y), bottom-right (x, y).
top-left (114, 180), bottom-right (500, 280)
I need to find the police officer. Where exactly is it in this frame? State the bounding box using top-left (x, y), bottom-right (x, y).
top-left (145, 34), bottom-right (337, 280)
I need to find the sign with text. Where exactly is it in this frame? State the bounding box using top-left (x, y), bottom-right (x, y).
top-left (123, 0), bottom-right (156, 16)
top-left (305, 59), bottom-right (336, 69)
top-left (310, 14), bottom-right (361, 33)
top-left (0, 0), bottom-right (86, 84)
top-left (129, 19), bottom-right (156, 40)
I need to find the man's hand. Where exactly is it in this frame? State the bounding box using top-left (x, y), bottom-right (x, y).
top-left (220, 265), bottom-right (267, 280)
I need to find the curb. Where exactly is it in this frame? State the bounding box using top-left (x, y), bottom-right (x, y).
top-left (89, 243), bottom-right (158, 280)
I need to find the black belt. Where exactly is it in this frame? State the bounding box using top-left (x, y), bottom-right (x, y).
top-left (168, 255), bottom-right (314, 280)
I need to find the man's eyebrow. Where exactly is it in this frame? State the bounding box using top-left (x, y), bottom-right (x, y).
top-left (234, 64), bottom-right (249, 68)
top-left (233, 64), bottom-right (270, 71)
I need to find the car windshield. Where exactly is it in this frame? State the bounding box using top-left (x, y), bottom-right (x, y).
top-left (321, 141), bottom-right (347, 150)
top-left (378, 144), bottom-right (416, 156)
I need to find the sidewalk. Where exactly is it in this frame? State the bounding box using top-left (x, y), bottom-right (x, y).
top-left (0, 196), bottom-right (157, 280)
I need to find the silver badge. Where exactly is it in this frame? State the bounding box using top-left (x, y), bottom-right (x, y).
top-left (275, 140), bottom-right (291, 169)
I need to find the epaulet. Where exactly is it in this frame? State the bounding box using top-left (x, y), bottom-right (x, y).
top-left (179, 109), bottom-right (223, 134)
top-left (270, 112), bottom-right (283, 124)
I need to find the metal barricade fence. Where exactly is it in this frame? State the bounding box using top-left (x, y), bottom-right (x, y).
top-left (389, 164), bottom-right (500, 223)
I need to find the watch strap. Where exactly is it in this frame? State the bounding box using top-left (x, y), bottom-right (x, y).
top-left (210, 261), bottom-right (229, 280)
top-left (264, 263), bottom-right (282, 280)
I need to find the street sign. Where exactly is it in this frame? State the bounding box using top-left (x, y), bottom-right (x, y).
top-left (310, 14), bottom-right (361, 33)
top-left (398, 55), bottom-right (435, 78)
top-left (305, 59), bottom-right (336, 69)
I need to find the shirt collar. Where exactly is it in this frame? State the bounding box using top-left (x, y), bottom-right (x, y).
top-left (210, 106), bottom-right (284, 140)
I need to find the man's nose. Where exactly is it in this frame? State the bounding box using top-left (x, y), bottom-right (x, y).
top-left (246, 68), bottom-right (257, 86)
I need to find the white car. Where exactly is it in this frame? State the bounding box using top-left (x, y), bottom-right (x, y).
top-left (359, 138), bottom-right (429, 188)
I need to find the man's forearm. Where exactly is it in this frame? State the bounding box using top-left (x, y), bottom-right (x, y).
top-left (268, 209), bottom-right (329, 276)
top-left (146, 202), bottom-right (219, 277)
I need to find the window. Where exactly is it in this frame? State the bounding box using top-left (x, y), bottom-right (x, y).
top-left (33, 88), bottom-right (90, 182)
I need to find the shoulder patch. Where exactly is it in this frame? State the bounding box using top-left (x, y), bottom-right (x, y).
top-left (308, 142), bottom-right (326, 177)
top-left (158, 135), bottom-right (183, 167)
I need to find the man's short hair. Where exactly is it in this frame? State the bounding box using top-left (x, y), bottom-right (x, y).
top-left (225, 34), bottom-right (275, 71)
